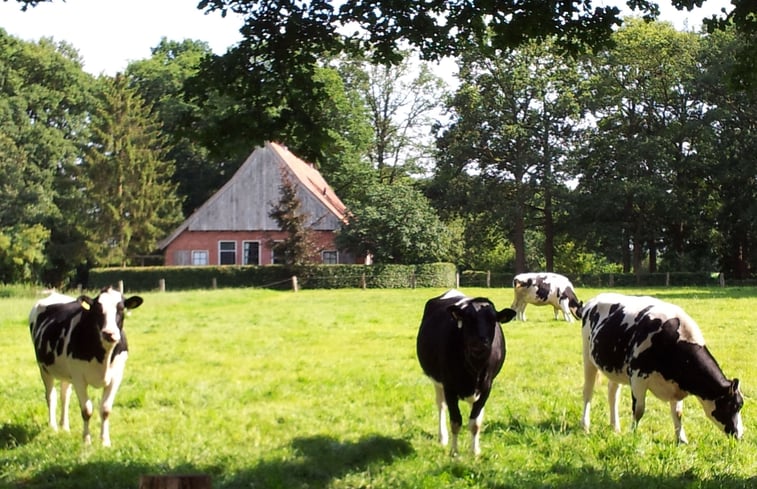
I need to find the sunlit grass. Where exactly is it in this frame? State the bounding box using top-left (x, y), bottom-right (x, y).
top-left (0, 286), bottom-right (756, 488)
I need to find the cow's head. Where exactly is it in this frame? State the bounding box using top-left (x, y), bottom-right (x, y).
top-left (79, 287), bottom-right (143, 345)
top-left (449, 298), bottom-right (516, 364)
top-left (701, 378), bottom-right (744, 440)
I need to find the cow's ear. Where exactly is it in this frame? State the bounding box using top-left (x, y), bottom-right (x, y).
top-left (497, 308), bottom-right (516, 324)
top-left (124, 296), bottom-right (144, 310)
top-left (731, 379), bottom-right (741, 394)
top-left (448, 305), bottom-right (464, 328)
top-left (77, 296), bottom-right (93, 311)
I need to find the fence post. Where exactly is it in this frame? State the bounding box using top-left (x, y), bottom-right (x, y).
top-left (292, 275), bottom-right (299, 292)
top-left (410, 272), bottom-right (416, 289)
top-left (486, 270), bottom-right (491, 288)
top-left (609, 273), bottom-right (614, 287)
top-left (665, 272), bottom-right (670, 287)
top-left (456, 272), bottom-right (460, 288)
top-left (360, 273), bottom-right (366, 290)
top-left (158, 279), bottom-right (165, 292)
top-left (118, 280), bottom-right (124, 293)
top-left (719, 272), bottom-right (725, 287)
top-left (211, 277), bottom-right (217, 289)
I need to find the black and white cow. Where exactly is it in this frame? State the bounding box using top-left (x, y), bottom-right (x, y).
top-left (511, 272), bottom-right (581, 322)
top-left (29, 287), bottom-right (143, 446)
top-left (580, 293), bottom-right (744, 443)
top-left (416, 289), bottom-right (516, 455)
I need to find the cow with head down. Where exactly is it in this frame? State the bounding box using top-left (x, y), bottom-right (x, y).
top-left (29, 287), bottom-right (143, 446)
top-left (416, 289), bottom-right (516, 456)
top-left (580, 293), bottom-right (744, 443)
top-left (511, 272), bottom-right (582, 322)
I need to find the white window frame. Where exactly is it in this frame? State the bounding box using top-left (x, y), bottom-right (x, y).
top-left (218, 241), bottom-right (237, 265)
top-left (191, 250), bottom-right (209, 266)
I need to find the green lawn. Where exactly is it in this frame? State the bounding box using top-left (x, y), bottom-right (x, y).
top-left (1, 286), bottom-right (756, 488)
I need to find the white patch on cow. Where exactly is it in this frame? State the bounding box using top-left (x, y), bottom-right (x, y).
top-left (440, 289), bottom-right (466, 300)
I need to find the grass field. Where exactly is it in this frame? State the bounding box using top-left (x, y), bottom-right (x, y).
top-left (1, 286), bottom-right (756, 488)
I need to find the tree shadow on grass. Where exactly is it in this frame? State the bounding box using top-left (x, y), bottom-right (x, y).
top-left (0, 422), bottom-right (41, 449)
top-left (225, 434), bottom-right (414, 489)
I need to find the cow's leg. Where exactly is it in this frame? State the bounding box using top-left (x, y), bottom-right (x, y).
top-left (59, 381), bottom-right (72, 432)
top-left (40, 371), bottom-right (58, 431)
top-left (559, 299), bottom-right (573, 322)
top-left (468, 392), bottom-right (491, 456)
top-left (581, 350), bottom-right (598, 432)
top-left (512, 300), bottom-right (526, 321)
top-left (433, 382), bottom-right (448, 446)
top-left (72, 381), bottom-right (94, 445)
top-left (444, 390), bottom-right (463, 457)
top-left (669, 400), bottom-right (688, 444)
top-left (99, 352), bottom-right (127, 447)
top-left (607, 380), bottom-right (621, 433)
top-left (552, 306), bottom-right (560, 320)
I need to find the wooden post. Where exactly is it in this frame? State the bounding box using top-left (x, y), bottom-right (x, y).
top-left (360, 273), bottom-right (366, 290)
top-left (486, 270), bottom-right (491, 288)
top-left (139, 474), bottom-right (211, 489)
top-left (609, 273), bottom-right (614, 287)
top-left (158, 279), bottom-right (166, 292)
top-left (719, 272), bottom-right (725, 287)
top-left (292, 275), bottom-right (299, 292)
top-left (665, 272), bottom-right (670, 287)
top-left (211, 277), bottom-right (217, 289)
top-left (118, 280), bottom-right (124, 293)
top-left (456, 272), bottom-right (460, 289)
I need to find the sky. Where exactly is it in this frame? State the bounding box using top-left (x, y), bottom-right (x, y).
top-left (0, 0), bottom-right (732, 77)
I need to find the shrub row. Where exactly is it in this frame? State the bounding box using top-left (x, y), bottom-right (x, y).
top-left (458, 271), bottom-right (723, 288)
top-left (88, 263), bottom-right (458, 292)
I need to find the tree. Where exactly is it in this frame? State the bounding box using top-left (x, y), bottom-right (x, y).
top-left (268, 169), bottom-right (317, 267)
top-left (573, 19), bottom-right (708, 274)
top-left (81, 74), bottom-right (182, 266)
top-left (126, 38), bottom-right (220, 216)
top-left (336, 182), bottom-right (451, 264)
top-left (433, 39), bottom-right (584, 273)
top-left (0, 29), bottom-right (95, 284)
top-left (339, 54), bottom-right (446, 183)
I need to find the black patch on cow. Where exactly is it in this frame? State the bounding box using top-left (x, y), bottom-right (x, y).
top-left (712, 383), bottom-right (744, 435)
top-left (534, 277), bottom-right (550, 302)
top-left (588, 304), bottom-right (635, 374)
top-left (32, 301), bottom-right (82, 366)
top-left (630, 317), bottom-right (732, 400)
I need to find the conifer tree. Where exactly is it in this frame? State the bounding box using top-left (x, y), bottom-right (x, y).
top-left (268, 168), bottom-right (317, 267)
top-left (81, 74), bottom-right (182, 266)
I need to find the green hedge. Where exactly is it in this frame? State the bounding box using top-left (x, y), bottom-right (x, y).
top-left (88, 263), bottom-right (458, 292)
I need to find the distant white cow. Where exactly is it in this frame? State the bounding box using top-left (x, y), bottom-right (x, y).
top-left (511, 272), bottom-right (581, 322)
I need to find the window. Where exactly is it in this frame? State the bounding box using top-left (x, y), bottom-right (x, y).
top-left (219, 241), bottom-right (236, 265)
top-left (174, 250), bottom-right (190, 265)
top-left (322, 250), bottom-right (338, 265)
top-left (191, 250), bottom-right (209, 266)
top-left (243, 241), bottom-right (260, 265)
top-left (271, 241), bottom-right (285, 264)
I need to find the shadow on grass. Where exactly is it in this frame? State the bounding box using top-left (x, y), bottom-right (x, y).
top-left (225, 434), bottom-right (414, 488)
top-left (0, 422), bottom-right (40, 449)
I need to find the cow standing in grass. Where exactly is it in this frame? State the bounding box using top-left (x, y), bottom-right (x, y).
top-left (416, 289), bottom-right (516, 456)
top-left (29, 287), bottom-right (143, 446)
top-left (580, 293), bottom-right (744, 443)
top-left (511, 272), bottom-right (581, 322)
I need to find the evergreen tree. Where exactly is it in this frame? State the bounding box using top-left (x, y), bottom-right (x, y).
top-left (81, 74), bottom-right (182, 266)
top-left (268, 168), bottom-right (317, 267)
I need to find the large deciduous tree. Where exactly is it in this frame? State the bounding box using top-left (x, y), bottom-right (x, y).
top-left (433, 39), bottom-right (584, 273)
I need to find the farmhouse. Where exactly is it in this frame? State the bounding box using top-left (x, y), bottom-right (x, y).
top-left (158, 142), bottom-right (360, 266)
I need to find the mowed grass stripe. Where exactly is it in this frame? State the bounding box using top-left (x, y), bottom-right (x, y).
top-left (0, 286), bottom-right (755, 488)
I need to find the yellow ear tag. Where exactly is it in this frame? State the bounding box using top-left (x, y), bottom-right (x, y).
top-left (80, 301), bottom-right (91, 311)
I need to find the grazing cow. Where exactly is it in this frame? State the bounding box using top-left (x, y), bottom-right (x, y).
top-left (29, 287), bottom-right (143, 446)
top-left (416, 289), bottom-right (516, 455)
top-left (580, 293), bottom-right (744, 443)
top-left (511, 272), bottom-right (582, 322)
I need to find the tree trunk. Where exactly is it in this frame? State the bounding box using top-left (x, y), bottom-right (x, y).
top-left (543, 186), bottom-right (554, 272)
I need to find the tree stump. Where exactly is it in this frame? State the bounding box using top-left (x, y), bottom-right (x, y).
top-left (138, 474), bottom-right (212, 489)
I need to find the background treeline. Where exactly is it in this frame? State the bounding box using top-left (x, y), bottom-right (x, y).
top-left (2, 18), bottom-right (757, 286)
